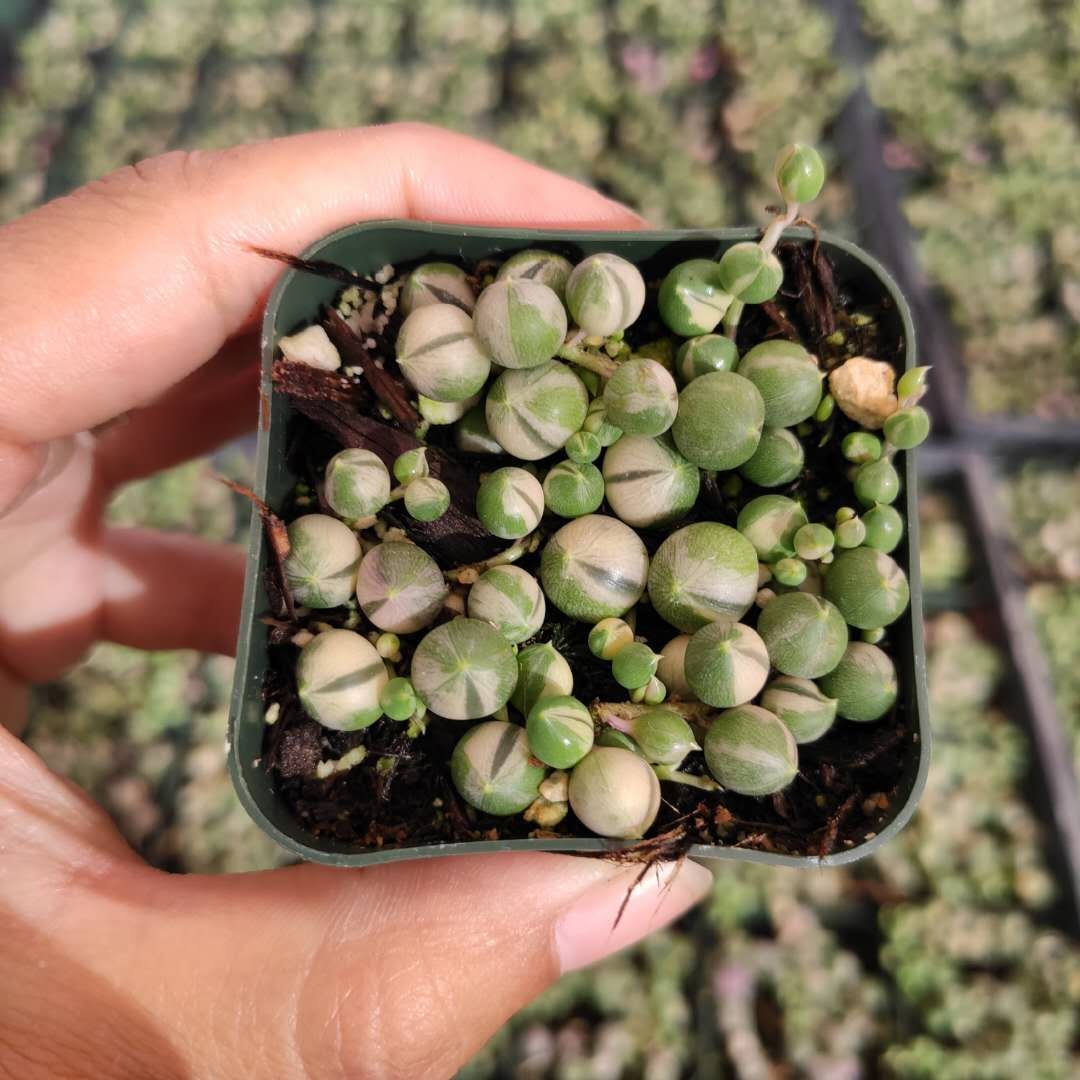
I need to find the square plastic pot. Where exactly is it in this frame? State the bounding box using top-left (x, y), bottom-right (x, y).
top-left (227, 222), bottom-right (930, 869)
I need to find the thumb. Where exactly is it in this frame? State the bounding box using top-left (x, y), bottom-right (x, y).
top-left (146, 855), bottom-right (713, 1078)
top-left (2, 725), bottom-right (712, 1079)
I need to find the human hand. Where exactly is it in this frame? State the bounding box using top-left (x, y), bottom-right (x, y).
top-left (0, 125), bottom-right (713, 1080)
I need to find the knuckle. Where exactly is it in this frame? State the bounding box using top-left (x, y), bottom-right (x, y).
top-left (298, 924), bottom-right (469, 1080)
top-left (66, 150), bottom-right (211, 220)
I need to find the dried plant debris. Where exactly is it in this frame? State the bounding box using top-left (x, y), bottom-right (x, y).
top-left (255, 147), bottom-right (930, 859)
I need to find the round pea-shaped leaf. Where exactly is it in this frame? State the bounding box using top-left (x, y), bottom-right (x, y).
top-left (400, 262), bottom-right (475, 316)
top-left (656, 634), bottom-right (695, 700)
top-left (602, 357), bottom-right (679, 437)
top-left (854, 458), bottom-right (901, 507)
top-left (568, 747), bottom-right (661, 839)
top-left (451, 721), bottom-right (546, 815)
top-left (717, 243), bottom-right (783, 304)
top-left (527, 695), bottom-right (594, 768)
top-left (541, 514), bottom-right (649, 623)
top-left (671, 371), bottom-right (765, 470)
top-left (675, 334), bottom-right (739, 384)
top-left (623, 709), bottom-right (700, 767)
top-left (496, 249), bottom-right (574, 302)
top-left (284, 514), bottom-right (361, 609)
top-left (862, 504), bottom-right (904, 553)
top-left (738, 426), bottom-right (805, 488)
top-left (565, 253), bottom-right (646, 336)
top-left (543, 460), bottom-right (605, 518)
top-left (404, 476), bottom-right (450, 522)
top-left (824, 547), bottom-right (910, 629)
top-left (816, 642), bottom-right (898, 721)
top-left (473, 278), bottom-right (568, 369)
top-left (685, 620), bottom-right (770, 708)
top-left (612, 642), bottom-right (659, 690)
top-left (356, 540), bottom-right (448, 634)
top-left (774, 143), bottom-right (826, 204)
top-left (883, 405), bottom-right (930, 450)
top-left (393, 448), bottom-right (429, 485)
top-left (761, 675), bottom-right (837, 744)
top-left (658, 258), bottom-right (733, 336)
top-left (396, 303), bottom-right (491, 402)
top-left (296, 629), bottom-right (388, 731)
top-left (324, 448), bottom-right (391, 520)
top-left (565, 430), bottom-right (602, 464)
top-left (736, 495), bottom-right (808, 563)
top-left (583, 397), bottom-right (623, 447)
top-left (602, 434), bottom-right (700, 529)
top-left (736, 340), bottom-right (823, 428)
top-left (794, 523), bottom-right (835, 561)
top-left (588, 618), bottom-right (634, 660)
top-left (703, 705), bottom-right (797, 796)
top-left (511, 642), bottom-right (574, 716)
top-left (411, 618), bottom-right (518, 721)
top-left (485, 360), bottom-right (589, 460)
top-left (476, 466), bottom-right (544, 539)
top-left (647, 522), bottom-right (759, 632)
top-left (467, 565), bottom-right (546, 644)
top-left (841, 432), bottom-right (882, 465)
top-left (757, 592), bottom-right (848, 678)
top-left (379, 676), bottom-right (418, 722)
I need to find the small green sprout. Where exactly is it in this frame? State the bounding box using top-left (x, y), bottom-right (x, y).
top-left (774, 143), bottom-right (826, 204)
top-left (854, 458), bottom-right (901, 507)
top-left (612, 642), bottom-right (660, 690)
top-left (884, 405), bottom-right (931, 450)
top-left (392, 447), bottom-right (429, 485)
top-left (601, 707), bottom-right (699, 767)
top-left (841, 432), bottom-right (883, 465)
top-left (404, 476), bottom-right (450, 521)
top-left (564, 430), bottom-right (601, 464)
top-left (379, 677), bottom-right (418, 722)
top-left (772, 557), bottom-right (808, 588)
top-left (588, 617), bottom-right (635, 660)
top-left (835, 516), bottom-right (867, 549)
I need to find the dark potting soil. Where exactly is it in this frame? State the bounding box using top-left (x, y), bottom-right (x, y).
top-left (258, 238), bottom-right (916, 860)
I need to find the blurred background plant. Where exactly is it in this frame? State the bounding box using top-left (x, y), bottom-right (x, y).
top-left (5, 0), bottom-right (1080, 1075)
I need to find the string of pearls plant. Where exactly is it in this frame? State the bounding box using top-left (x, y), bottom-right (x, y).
top-left (273, 142), bottom-right (930, 844)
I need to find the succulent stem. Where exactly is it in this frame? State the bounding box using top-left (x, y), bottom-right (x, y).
top-left (444, 530), bottom-right (542, 584)
top-left (759, 201), bottom-right (801, 255)
top-left (556, 339), bottom-right (618, 378)
top-left (722, 299), bottom-right (744, 340)
top-left (652, 765), bottom-right (721, 791)
top-left (594, 700), bottom-right (714, 726)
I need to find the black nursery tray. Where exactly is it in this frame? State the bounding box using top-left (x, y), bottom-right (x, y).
top-left (226, 222), bottom-right (930, 868)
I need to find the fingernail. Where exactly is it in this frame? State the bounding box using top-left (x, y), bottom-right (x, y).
top-left (554, 859), bottom-right (713, 973)
top-left (0, 435), bottom-right (79, 519)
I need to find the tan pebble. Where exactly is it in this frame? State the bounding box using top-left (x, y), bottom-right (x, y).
top-left (828, 356), bottom-right (898, 429)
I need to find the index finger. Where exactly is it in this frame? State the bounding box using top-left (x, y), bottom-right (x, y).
top-left (0, 123), bottom-right (644, 447)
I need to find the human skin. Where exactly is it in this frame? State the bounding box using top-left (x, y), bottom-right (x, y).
top-left (0, 125), bottom-right (712, 1080)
